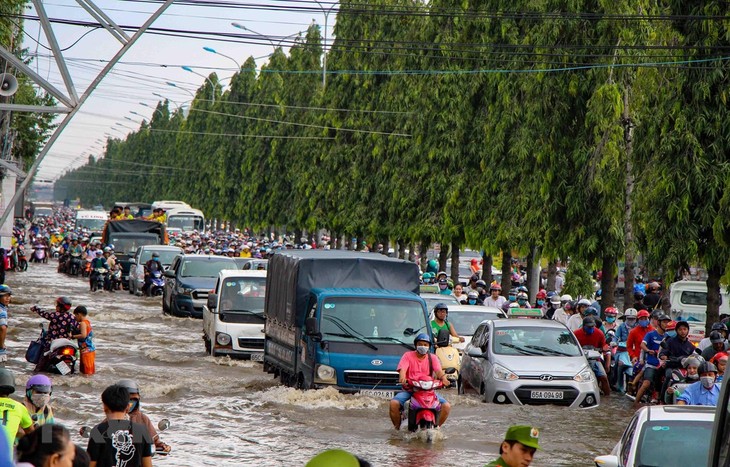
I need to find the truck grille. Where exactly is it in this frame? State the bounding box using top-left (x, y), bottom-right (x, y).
top-left (343, 371), bottom-right (399, 387)
top-left (237, 338), bottom-right (265, 350)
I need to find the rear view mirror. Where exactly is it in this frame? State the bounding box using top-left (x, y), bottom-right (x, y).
top-left (129, 259), bottom-right (136, 264)
top-left (593, 455), bottom-right (619, 467)
top-left (305, 317), bottom-right (320, 340)
top-left (207, 293), bottom-right (217, 310)
top-left (164, 270), bottom-right (175, 278)
top-left (467, 347), bottom-right (486, 359)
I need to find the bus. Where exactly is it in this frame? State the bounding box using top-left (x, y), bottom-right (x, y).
top-left (165, 207), bottom-right (205, 232)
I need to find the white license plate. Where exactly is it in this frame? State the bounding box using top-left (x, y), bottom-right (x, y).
top-left (250, 353), bottom-right (264, 362)
top-left (360, 389), bottom-right (395, 399)
top-left (56, 361), bottom-right (72, 375)
top-left (531, 390), bottom-right (563, 399)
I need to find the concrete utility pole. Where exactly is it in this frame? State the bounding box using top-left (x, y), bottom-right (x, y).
top-left (0, 0), bottom-right (175, 244)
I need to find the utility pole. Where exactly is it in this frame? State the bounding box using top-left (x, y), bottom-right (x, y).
top-left (622, 87), bottom-right (636, 310)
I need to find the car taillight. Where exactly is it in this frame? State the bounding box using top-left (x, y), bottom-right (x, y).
top-left (62, 348), bottom-right (75, 356)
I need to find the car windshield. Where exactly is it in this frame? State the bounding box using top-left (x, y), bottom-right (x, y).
top-left (423, 296), bottom-right (459, 310)
top-left (320, 297), bottom-right (427, 343)
top-left (636, 420), bottom-right (713, 467)
top-left (76, 218), bottom-right (106, 231)
top-left (140, 249), bottom-right (180, 265)
top-left (492, 326), bottom-right (582, 356)
top-left (180, 259), bottom-right (235, 277)
top-left (167, 215), bottom-right (204, 231)
top-left (219, 277), bottom-right (266, 313)
top-left (449, 311), bottom-right (504, 336)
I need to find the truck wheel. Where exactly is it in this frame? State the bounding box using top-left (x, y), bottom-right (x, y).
top-left (204, 336), bottom-right (211, 354)
top-left (162, 298), bottom-right (170, 314)
top-left (295, 373), bottom-right (310, 390)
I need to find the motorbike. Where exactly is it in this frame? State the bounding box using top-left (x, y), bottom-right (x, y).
top-left (50, 245), bottom-right (61, 259)
top-left (57, 253), bottom-right (69, 273)
top-left (43, 338), bottom-right (79, 375)
top-left (108, 267), bottom-right (122, 291)
top-left (69, 253), bottom-right (82, 276)
top-left (91, 267), bottom-right (108, 292)
top-left (402, 378), bottom-right (444, 442)
top-left (147, 269), bottom-right (165, 297)
top-left (81, 418), bottom-right (172, 457)
top-left (15, 245), bottom-right (28, 271)
top-left (32, 244), bottom-right (47, 263)
top-left (434, 329), bottom-right (460, 388)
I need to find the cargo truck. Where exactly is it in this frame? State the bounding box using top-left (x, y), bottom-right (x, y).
top-left (263, 250), bottom-right (430, 397)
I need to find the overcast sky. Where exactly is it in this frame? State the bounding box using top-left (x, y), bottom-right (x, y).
top-left (18, 0), bottom-right (332, 180)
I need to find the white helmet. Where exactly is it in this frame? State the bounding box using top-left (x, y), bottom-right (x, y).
top-left (577, 298), bottom-right (592, 307)
top-left (623, 308), bottom-right (638, 318)
top-left (560, 294), bottom-right (572, 302)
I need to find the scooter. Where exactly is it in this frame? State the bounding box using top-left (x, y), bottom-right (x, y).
top-left (434, 329), bottom-right (460, 388)
top-left (43, 338), bottom-right (79, 375)
top-left (91, 267), bottom-right (107, 292)
top-left (147, 269), bottom-right (165, 297)
top-left (32, 244), bottom-right (46, 263)
top-left (402, 378), bottom-right (444, 442)
top-left (69, 253), bottom-right (82, 276)
top-left (16, 244), bottom-right (28, 271)
top-left (108, 267), bottom-right (122, 291)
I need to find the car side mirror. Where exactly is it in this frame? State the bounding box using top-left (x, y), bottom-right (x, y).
top-left (129, 259), bottom-right (136, 264)
top-left (305, 317), bottom-right (321, 340)
top-left (207, 293), bottom-right (217, 310)
top-left (467, 347), bottom-right (486, 359)
top-left (593, 455), bottom-right (619, 467)
top-left (163, 270), bottom-right (175, 278)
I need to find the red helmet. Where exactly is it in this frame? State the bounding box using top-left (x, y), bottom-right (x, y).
top-left (604, 307), bottom-right (618, 316)
top-left (637, 309), bottom-right (651, 319)
top-left (666, 321), bottom-right (677, 331)
top-left (536, 290), bottom-right (547, 299)
top-left (490, 283), bottom-right (502, 292)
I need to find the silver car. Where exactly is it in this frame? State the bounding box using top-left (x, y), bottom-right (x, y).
top-left (459, 319), bottom-right (600, 408)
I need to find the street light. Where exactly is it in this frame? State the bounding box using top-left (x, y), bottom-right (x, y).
top-left (202, 46), bottom-right (240, 69)
top-left (231, 22), bottom-right (304, 51)
top-left (165, 81), bottom-right (196, 100)
top-left (181, 66), bottom-right (216, 103)
top-left (312, 1), bottom-right (336, 87)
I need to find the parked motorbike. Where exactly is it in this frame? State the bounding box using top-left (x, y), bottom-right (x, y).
top-left (434, 329), bottom-right (460, 388)
top-left (15, 245), bottom-right (28, 271)
top-left (402, 378), bottom-right (444, 442)
top-left (147, 269), bottom-right (165, 296)
top-left (32, 334), bottom-right (79, 375)
top-left (91, 267), bottom-right (108, 292)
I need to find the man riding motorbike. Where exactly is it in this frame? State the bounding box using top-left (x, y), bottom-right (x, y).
top-left (389, 333), bottom-right (451, 430)
top-left (573, 316), bottom-right (611, 395)
top-left (30, 297), bottom-right (79, 373)
top-left (143, 252), bottom-right (164, 295)
top-left (117, 379), bottom-right (171, 453)
top-left (430, 304), bottom-right (465, 344)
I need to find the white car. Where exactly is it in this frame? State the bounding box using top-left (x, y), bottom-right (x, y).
top-left (421, 292), bottom-right (460, 312)
top-left (128, 245), bottom-right (182, 295)
top-left (594, 405), bottom-right (715, 467)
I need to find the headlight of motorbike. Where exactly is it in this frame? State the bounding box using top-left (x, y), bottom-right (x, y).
top-left (315, 364), bottom-right (336, 383)
top-left (492, 364), bottom-right (519, 382)
top-left (574, 366), bottom-right (595, 382)
top-left (215, 332), bottom-right (232, 346)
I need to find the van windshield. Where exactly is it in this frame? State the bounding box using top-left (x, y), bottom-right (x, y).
top-left (167, 215), bottom-right (204, 231)
top-left (219, 277), bottom-right (266, 313)
top-left (320, 297), bottom-right (426, 343)
top-left (76, 218), bottom-right (106, 231)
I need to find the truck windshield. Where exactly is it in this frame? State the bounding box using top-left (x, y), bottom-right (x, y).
top-left (320, 297), bottom-right (427, 343)
top-left (109, 235), bottom-right (159, 255)
top-left (167, 215), bottom-right (204, 232)
top-left (76, 218), bottom-right (106, 231)
top-left (180, 259), bottom-right (234, 278)
top-left (219, 277), bottom-right (266, 313)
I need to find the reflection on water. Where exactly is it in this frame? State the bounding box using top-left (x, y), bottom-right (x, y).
top-left (4, 263), bottom-right (635, 466)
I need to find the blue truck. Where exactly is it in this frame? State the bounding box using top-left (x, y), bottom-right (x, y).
top-left (263, 250), bottom-right (430, 397)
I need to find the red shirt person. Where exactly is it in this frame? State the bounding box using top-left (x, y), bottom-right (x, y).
top-left (627, 309), bottom-right (654, 362)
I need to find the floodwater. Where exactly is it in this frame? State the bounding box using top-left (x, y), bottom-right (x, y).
top-left (3, 262), bottom-right (636, 466)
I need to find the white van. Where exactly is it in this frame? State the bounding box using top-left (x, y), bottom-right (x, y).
top-left (669, 280), bottom-right (730, 343)
top-left (75, 210), bottom-right (108, 233)
top-left (203, 270), bottom-right (266, 359)
top-left (165, 207), bottom-right (205, 232)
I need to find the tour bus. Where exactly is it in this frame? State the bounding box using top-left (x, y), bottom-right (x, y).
top-left (165, 207), bottom-right (205, 233)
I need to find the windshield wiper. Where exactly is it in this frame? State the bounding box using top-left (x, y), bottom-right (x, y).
top-left (225, 309), bottom-right (264, 317)
top-left (403, 325), bottom-right (426, 337)
top-left (322, 315), bottom-right (379, 350)
top-left (524, 345), bottom-right (573, 357)
top-left (323, 332), bottom-right (378, 351)
top-left (371, 336), bottom-right (414, 350)
top-left (500, 343), bottom-right (544, 356)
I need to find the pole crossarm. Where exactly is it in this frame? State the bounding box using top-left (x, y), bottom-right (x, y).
top-left (0, 45), bottom-right (74, 108)
top-left (0, 104), bottom-right (71, 113)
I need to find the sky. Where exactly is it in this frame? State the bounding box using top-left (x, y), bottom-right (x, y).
top-left (17, 0), bottom-right (334, 181)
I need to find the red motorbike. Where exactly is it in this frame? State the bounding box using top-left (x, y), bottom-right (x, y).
top-left (403, 378), bottom-right (444, 439)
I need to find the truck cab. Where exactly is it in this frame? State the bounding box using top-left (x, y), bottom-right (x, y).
top-left (203, 269), bottom-right (267, 359)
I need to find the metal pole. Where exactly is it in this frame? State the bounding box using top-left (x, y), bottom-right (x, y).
top-left (0, 0), bottom-right (176, 228)
top-left (313, 1), bottom-right (336, 88)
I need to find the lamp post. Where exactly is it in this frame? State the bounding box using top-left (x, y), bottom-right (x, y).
top-left (202, 46), bottom-right (241, 70)
top-left (313, 1), bottom-right (336, 88)
top-left (165, 81), bottom-right (196, 100)
top-left (181, 66), bottom-right (216, 103)
top-left (231, 22), bottom-right (304, 52)
top-left (138, 102), bottom-right (166, 118)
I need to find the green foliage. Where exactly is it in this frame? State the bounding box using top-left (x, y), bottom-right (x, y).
top-left (562, 261), bottom-right (596, 298)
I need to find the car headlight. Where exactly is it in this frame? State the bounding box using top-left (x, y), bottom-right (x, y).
top-left (315, 364), bottom-right (336, 383)
top-left (215, 332), bottom-right (232, 346)
top-left (178, 286), bottom-right (193, 296)
top-left (492, 364), bottom-right (519, 381)
top-left (574, 366), bottom-right (595, 382)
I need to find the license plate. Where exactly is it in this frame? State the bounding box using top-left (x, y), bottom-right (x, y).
top-left (360, 389), bottom-right (395, 399)
top-left (531, 390), bottom-right (563, 399)
top-left (250, 353), bottom-right (264, 362)
top-left (56, 361), bottom-right (72, 375)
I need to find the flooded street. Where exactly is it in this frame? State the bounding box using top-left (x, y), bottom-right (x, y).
top-left (4, 262), bottom-right (635, 466)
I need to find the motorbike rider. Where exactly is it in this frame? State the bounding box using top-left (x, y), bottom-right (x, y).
top-left (552, 295), bottom-right (572, 324)
top-left (534, 290), bottom-right (547, 310)
top-left (633, 313), bottom-right (671, 407)
top-left (89, 250), bottom-right (108, 291)
top-left (543, 293), bottom-right (560, 320)
top-left (658, 320), bottom-right (695, 398)
top-left (573, 316), bottom-right (611, 395)
top-left (0, 368), bottom-right (34, 451)
top-left (701, 331), bottom-right (727, 361)
top-left (501, 288), bottom-right (519, 313)
top-left (30, 297), bottom-right (80, 373)
top-left (466, 291), bottom-right (482, 306)
top-left (566, 299), bottom-right (591, 331)
top-left (664, 355), bottom-right (702, 404)
top-left (515, 292), bottom-right (531, 309)
top-left (615, 308), bottom-right (637, 346)
top-left (116, 379), bottom-right (172, 453)
top-left (711, 352), bottom-right (727, 382)
top-left (143, 252), bottom-right (164, 295)
top-left (23, 374), bottom-right (54, 427)
top-left (676, 361), bottom-right (721, 406)
top-left (698, 322), bottom-right (729, 351)
top-left (644, 281), bottom-right (662, 310)
top-left (389, 333), bottom-right (451, 430)
top-left (483, 284), bottom-right (506, 308)
top-left (0, 285), bottom-right (11, 361)
top-left (431, 304), bottom-right (465, 343)
top-left (437, 278), bottom-right (452, 295)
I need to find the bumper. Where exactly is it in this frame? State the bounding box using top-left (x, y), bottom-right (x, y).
top-left (485, 379), bottom-right (600, 408)
top-left (172, 296), bottom-right (203, 318)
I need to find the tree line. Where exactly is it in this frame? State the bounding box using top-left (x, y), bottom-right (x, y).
top-left (54, 1), bottom-right (730, 331)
